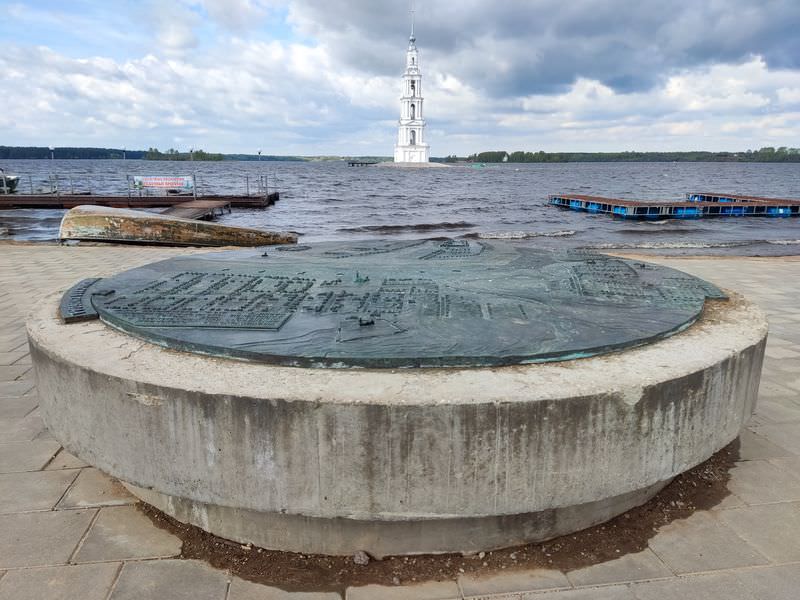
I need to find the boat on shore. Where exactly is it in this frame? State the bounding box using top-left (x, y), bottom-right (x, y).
top-left (0, 169), bottom-right (19, 194)
top-left (59, 205), bottom-right (297, 247)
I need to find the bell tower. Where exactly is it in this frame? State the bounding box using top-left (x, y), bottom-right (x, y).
top-left (393, 3), bottom-right (429, 163)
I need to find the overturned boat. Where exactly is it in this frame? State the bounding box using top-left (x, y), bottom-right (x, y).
top-left (59, 205), bottom-right (297, 247)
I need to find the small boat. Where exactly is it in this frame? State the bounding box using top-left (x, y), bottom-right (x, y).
top-left (59, 205), bottom-right (297, 247)
top-left (0, 169), bottom-right (19, 194)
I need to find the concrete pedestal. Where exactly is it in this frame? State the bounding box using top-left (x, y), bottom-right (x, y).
top-left (28, 292), bottom-right (767, 556)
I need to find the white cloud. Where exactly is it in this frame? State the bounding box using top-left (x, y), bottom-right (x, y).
top-left (2, 2), bottom-right (800, 155)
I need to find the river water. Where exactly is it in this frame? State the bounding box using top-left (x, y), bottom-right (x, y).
top-left (1, 159), bottom-right (799, 255)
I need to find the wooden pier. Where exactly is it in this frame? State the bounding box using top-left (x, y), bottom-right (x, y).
top-left (549, 193), bottom-right (800, 219)
top-left (160, 200), bottom-right (231, 220)
top-left (0, 192), bottom-right (279, 211)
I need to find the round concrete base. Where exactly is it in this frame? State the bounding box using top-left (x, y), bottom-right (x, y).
top-left (125, 480), bottom-right (670, 558)
top-left (28, 292), bottom-right (767, 556)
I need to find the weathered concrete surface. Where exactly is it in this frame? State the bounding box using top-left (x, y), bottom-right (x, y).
top-left (28, 283), bottom-right (767, 555)
top-left (124, 480), bottom-right (668, 557)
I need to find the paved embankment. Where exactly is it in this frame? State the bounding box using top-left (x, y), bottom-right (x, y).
top-left (1, 245), bottom-right (799, 599)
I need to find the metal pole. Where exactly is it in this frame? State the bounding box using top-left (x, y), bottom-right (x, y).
top-left (55, 174), bottom-right (60, 197)
top-left (193, 174), bottom-right (197, 200)
top-left (246, 175), bottom-right (250, 197)
top-left (29, 176), bottom-right (33, 195)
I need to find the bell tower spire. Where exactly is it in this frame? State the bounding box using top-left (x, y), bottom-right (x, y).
top-left (393, 0), bottom-right (430, 164)
top-left (410, 0), bottom-right (415, 41)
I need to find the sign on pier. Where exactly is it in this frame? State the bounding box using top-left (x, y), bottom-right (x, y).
top-left (132, 176), bottom-right (194, 190)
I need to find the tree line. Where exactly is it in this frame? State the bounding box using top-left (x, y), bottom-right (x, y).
top-left (0, 146), bottom-right (306, 161)
top-left (144, 148), bottom-right (224, 161)
top-left (451, 147), bottom-right (800, 163)
top-left (0, 146), bottom-right (145, 159)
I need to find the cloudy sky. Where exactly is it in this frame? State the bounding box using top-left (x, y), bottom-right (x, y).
top-left (1, 0), bottom-right (799, 155)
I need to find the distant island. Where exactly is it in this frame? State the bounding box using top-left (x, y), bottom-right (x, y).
top-left (2, 145), bottom-right (799, 163)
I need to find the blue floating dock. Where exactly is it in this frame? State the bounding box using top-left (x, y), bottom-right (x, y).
top-left (548, 193), bottom-right (800, 220)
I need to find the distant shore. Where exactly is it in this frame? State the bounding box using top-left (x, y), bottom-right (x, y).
top-left (3, 146), bottom-right (800, 163)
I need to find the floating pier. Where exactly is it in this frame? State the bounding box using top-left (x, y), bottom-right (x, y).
top-left (686, 192), bottom-right (800, 205)
top-left (549, 193), bottom-right (800, 219)
top-left (0, 193), bottom-right (278, 211)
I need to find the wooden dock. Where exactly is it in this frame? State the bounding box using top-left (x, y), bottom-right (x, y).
top-left (549, 194), bottom-right (800, 219)
top-left (0, 192), bottom-right (279, 211)
top-left (161, 200), bottom-right (231, 220)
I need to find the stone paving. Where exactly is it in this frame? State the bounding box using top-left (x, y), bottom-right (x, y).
top-left (1, 245), bottom-right (799, 599)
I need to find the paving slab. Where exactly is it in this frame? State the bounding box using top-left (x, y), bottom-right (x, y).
top-left (717, 503), bottom-right (800, 562)
top-left (566, 550), bottom-right (672, 587)
top-left (629, 572), bottom-right (756, 600)
top-left (737, 429), bottom-right (794, 461)
top-left (0, 414), bottom-right (45, 442)
top-left (228, 578), bottom-right (342, 599)
top-left (459, 568), bottom-right (570, 596)
top-left (0, 365), bottom-right (28, 381)
top-left (727, 459), bottom-right (800, 504)
top-left (753, 380), bottom-right (800, 402)
top-left (647, 512), bottom-right (769, 574)
top-left (0, 441), bottom-right (60, 473)
top-left (751, 399), bottom-right (800, 425)
top-left (45, 449), bottom-right (88, 470)
top-left (768, 456), bottom-right (800, 480)
top-left (0, 469), bottom-right (79, 513)
top-left (751, 423), bottom-right (800, 455)
top-left (0, 396), bottom-right (37, 419)
top-left (109, 559), bottom-right (228, 600)
top-left (0, 381), bottom-right (34, 397)
top-left (765, 346), bottom-right (800, 360)
top-left (0, 509), bottom-right (96, 568)
top-left (735, 563), bottom-right (800, 600)
top-left (0, 562), bottom-right (121, 600)
top-left (526, 585), bottom-right (636, 600)
top-left (74, 505), bottom-right (182, 562)
top-left (0, 352), bottom-right (26, 366)
top-left (57, 467), bottom-right (135, 508)
top-left (346, 581), bottom-right (461, 600)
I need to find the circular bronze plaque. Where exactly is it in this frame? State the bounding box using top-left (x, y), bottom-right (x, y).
top-left (65, 240), bottom-right (725, 368)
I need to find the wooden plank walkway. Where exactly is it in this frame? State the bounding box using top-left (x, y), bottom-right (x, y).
top-left (549, 193), bottom-right (800, 219)
top-left (160, 200), bottom-right (231, 220)
top-left (0, 192), bottom-right (279, 210)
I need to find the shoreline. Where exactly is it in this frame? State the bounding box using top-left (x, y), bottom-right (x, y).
top-left (4, 238), bottom-right (800, 260)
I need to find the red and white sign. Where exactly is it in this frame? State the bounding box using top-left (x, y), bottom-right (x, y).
top-left (132, 176), bottom-right (194, 189)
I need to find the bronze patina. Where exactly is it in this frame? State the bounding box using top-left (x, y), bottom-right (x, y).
top-left (60, 239), bottom-right (725, 367)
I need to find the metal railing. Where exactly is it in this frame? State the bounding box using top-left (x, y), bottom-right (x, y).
top-left (0, 171), bottom-right (280, 198)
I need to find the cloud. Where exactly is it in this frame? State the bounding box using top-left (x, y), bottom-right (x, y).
top-left (198, 0), bottom-right (273, 30)
top-left (288, 0), bottom-right (800, 96)
top-left (1, 0), bottom-right (800, 154)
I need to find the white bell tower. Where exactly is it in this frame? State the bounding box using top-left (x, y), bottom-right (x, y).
top-left (393, 3), bottom-right (429, 163)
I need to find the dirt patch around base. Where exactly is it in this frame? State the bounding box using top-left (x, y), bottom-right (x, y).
top-left (139, 438), bottom-right (739, 594)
